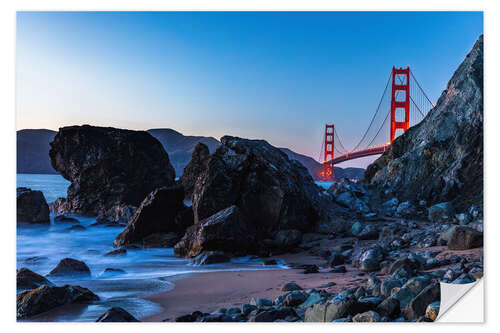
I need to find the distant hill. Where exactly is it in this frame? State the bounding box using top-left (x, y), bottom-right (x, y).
top-left (279, 147), bottom-right (365, 181)
top-left (16, 128), bottom-right (364, 181)
top-left (147, 128), bottom-right (220, 177)
top-left (17, 129), bottom-right (58, 174)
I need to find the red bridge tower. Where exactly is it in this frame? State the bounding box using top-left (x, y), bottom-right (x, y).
top-left (390, 67), bottom-right (410, 143)
top-left (319, 124), bottom-right (335, 181)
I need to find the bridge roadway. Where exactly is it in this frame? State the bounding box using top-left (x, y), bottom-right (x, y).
top-left (326, 145), bottom-right (388, 165)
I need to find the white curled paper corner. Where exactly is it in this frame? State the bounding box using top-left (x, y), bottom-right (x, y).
top-left (436, 279), bottom-right (484, 322)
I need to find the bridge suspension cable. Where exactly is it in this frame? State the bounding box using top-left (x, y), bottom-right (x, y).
top-left (348, 72), bottom-right (392, 153)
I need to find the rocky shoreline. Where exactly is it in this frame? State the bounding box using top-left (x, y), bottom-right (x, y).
top-left (16, 35), bottom-right (483, 322)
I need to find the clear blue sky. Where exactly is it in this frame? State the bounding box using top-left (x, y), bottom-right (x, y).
top-left (16, 11), bottom-right (483, 168)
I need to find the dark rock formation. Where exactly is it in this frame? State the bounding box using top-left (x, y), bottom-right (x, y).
top-left (48, 125), bottom-right (176, 218)
top-left (17, 285), bottom-right (99, 319)
top-left (17, 268), bottom-right (54, 290)
top-left (96, 307), bottom-right (139, 322)
top-left (447, 226), bottom-right (483, 250)
top-left (17, 187), bottom-right (50, 224)
top-left (364, 35), bottom-right (483, 212)
top-left (47, 258), bottom-right (91, 277)
top-left (180, 142), bottom-right (210, 198)
top-left (113, 185), bottom-right (187, 247)
top-left (174, 205), bottom-right (255, 257)
top-left (175, 136), bottom-right (331, 256)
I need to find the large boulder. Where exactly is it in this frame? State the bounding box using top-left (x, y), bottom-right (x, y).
top-left (364, 36), bottom-right (483, 212)
top-left (175, 136), bottom-right (331, 256)
top-left (47, 258), bottom-right (91, 277)
top-left (17, 268), bottom-right (53, 290)
top-left (17, 188), bottom-right (49, 224)
top-left (174, 205), bottom-right (256, 257)
top-left (48, 125), bottom-right (176, 218)
top-left (113, 185), bottom-right (188, 247)
top-left (17, 285), bottom-right (99, 318)
top-left (447, 226), bottom-right (483, 250)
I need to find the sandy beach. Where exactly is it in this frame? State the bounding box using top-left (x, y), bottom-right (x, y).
top-left (143, 239), bottom-right (483, 322)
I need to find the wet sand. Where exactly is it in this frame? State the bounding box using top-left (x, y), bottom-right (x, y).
top-left (143, 250), bottom-right (379, 321)
top-left (142, 239), bottom-right (483, 322)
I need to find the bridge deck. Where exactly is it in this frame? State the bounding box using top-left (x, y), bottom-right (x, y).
top-left (328, 145), bottom-right (388, 165)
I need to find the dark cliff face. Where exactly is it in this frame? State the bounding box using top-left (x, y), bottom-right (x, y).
top-left (49, 125), bottom-right (176, 216)
top-left (17, 129), bottom-right (57, 174)
top-left (364, 35), bottom-right (483, 212)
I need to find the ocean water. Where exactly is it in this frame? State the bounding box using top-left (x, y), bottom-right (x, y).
top-left (16, 174), bottom-right (287, 322)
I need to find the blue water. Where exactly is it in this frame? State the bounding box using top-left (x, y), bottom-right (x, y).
top-left (17, 174), bottom-right (70, 203)
top-left (16, 174), bottom-right (287, 322)
top-left (316, 181), bottom-right (334, 190)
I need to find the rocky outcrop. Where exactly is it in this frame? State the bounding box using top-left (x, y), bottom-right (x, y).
top-left (113, 185), bottom-right (188, 247)
top-left (48, 125), bottom-right (175, 218)
top-left (17, 285), bottom-right (99, 319)
top-left (96, 307), bottom-right (139, 322)
top-left (17, 268), bottom-right (53, 290)
top-left (180, 142), bottom-right (210, 199)
top-left (17, 188), bottom-right (50, 224)
top-left (173, 136), bottom-right (331, 257)
top-left (364, 36), bottom-right (483, 212)
top-left (47, 258), bottom-right (91, 277)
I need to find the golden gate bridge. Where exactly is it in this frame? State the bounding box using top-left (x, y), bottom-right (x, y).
top-left (319, 67), bottom-right (435, 180)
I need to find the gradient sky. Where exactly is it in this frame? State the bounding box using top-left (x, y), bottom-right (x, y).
top-left (16, 11), bottom-right (483, 168)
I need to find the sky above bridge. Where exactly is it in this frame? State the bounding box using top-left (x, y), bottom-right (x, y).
top-left (16, 11), bottom-right (483, 168)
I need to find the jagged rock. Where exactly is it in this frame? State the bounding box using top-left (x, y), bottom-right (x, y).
top-left (174, 205), bottom-right (255, 257)
top-left (192, 251), bottom-right (230, 265)
top-left (17, 188), bottom-right (49, 224)
top-left (47, 258), bottom-right (91, 277)
top-left (17, 285), bottom-right (99, 318)
top-left (17, 268), bottom-right (53, 290)
top-left (428, 202), bottom-right (456, 223)
top-left (142, 232), bottom-right (180, 248)
top-left (447, 226), bottom-right (483, 250)
top-left (364, 36), bottom-right (483, 212)
top-left (96, 307), bottom-right (139, 322)
top-left (184, 136), bottom-right (331, 254)
top-left (404, 282), bottom-right (440, 321)
top-left (180, 142), bottom-right (210, 199)
top-left (48, 125), bottom-right (175, 218)
top-left (352, 310), bottom-right (381, 322)
top-left (113, 185), bottom-right (187, 247)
